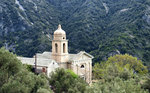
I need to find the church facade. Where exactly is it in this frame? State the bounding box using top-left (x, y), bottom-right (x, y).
top-left (18, 25), bottom-right (93, 83)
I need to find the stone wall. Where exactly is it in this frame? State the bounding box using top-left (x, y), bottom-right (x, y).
top-left (71, 59), bottom-right (92, 83)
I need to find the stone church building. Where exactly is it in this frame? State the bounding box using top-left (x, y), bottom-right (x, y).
top-left (18, 25), bottom-right (94, 83)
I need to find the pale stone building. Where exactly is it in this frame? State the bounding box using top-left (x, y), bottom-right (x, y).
top-left (18, 25), bottom-right (93, 83)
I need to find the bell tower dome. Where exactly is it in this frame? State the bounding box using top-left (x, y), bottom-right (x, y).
top-left (52, 25), bottom-right (68, 63)
top-left (53, 24), bottom-right (66, 40)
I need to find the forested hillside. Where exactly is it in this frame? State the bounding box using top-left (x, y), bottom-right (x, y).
top-left (0, 0), bottom-right (150, 66)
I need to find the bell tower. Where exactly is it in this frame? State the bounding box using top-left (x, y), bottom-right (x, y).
top-left (52, 25), bottom-right (68, 63)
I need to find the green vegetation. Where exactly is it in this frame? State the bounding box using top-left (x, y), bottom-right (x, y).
top-left (49, 68), bottom-right (87, 93)
top-left (0, 48), bottom-right (87, 93)
top-left (86, 77), bottom-right (148, 93)
top-left (0, 48), bottom-right (53, 93)
top-left (1, 0), bottom-right (150, 92)
top-left (66, 69), bottom-right (79, 78)
top-left (93, 54), bottom-right (148, 79)
top-left (91, 54), bottom-right (150, 93)
top-left (142, 75), bottom-right (150, 92)
top-left (0, 48), bottom-right (150, 92)
top-left (0, 0), bottom-right (150, 68)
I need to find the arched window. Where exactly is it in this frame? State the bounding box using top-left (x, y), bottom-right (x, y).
top-left (81, 65), bottom-right (84, 68)
top-left (55, 43), bottom-right (58, 53)
top-left (63, 43), bottom-right (66, 53)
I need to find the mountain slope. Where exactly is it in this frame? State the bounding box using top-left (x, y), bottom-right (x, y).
top-left (0, 0), bottom-right (150, 66)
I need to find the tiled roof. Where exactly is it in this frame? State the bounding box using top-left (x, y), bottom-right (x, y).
top-left (17, 57), bottom-right (55, 67)
top-left (69, 51), bottom-right (94, 61)
top-left (36, 51), bottom-right (52, 59)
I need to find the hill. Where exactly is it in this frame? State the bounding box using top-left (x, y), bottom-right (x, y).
top-left (0, 0), bottom-right (150, 66)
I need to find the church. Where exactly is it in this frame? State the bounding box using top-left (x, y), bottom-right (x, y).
top-left (18, 25), bottom-right (94, 83)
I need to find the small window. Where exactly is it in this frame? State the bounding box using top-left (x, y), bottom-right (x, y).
top-left (81, 65), bottom-right (84, 68)
top-left (55, 43), bottom-right (58, 53)
top-left (63, 37), bottom-right (65, 39)
top-left (63, 43), bottom-right (66, 53)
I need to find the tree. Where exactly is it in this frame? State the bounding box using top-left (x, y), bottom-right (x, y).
top-left (1, 71), bottom-right (52, 93)
top-left (0, 48), bottom-right (52, 93)
top-left (93, 62), bottom-right (107, 79)
top-left (0, 47), bottom-right (22, 88)
top-left (92, 54), bottom-right (150, 92)
top-left (49, 68), bottom-right (87, 93)
top-left (37, 88), bottom-right (52, 93)
top-left (106, 54), bottom-right (148, 74)
top-left (142, 75), bottom-right (150, 92)
top-left (93, 54), bottom-right (148, 79)
top-left (85, 77), bottom-right (149, 93)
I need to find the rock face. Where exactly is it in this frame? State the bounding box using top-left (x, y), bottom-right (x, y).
top-left (0, 0), bottom-right (150, 65)
top-left (145, 15), bottom-right (150, 25)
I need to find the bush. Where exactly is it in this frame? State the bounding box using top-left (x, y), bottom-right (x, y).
top-left (107, 54), bottom-right (148, 74)
top-left (85, 77), bottom-right (149, 93)
top-left (49, 68), bottom-right (87, 93)
top-left (0, 47), bottom-right (22, 88)
top-left (37, 88), bottom-right (53, 93)
top-left (93, 54), bottom-right (148, 79)
top-left (0, 48), bottom-right (52, 93)
top-left (142, 75), bottom-right (150, 92)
